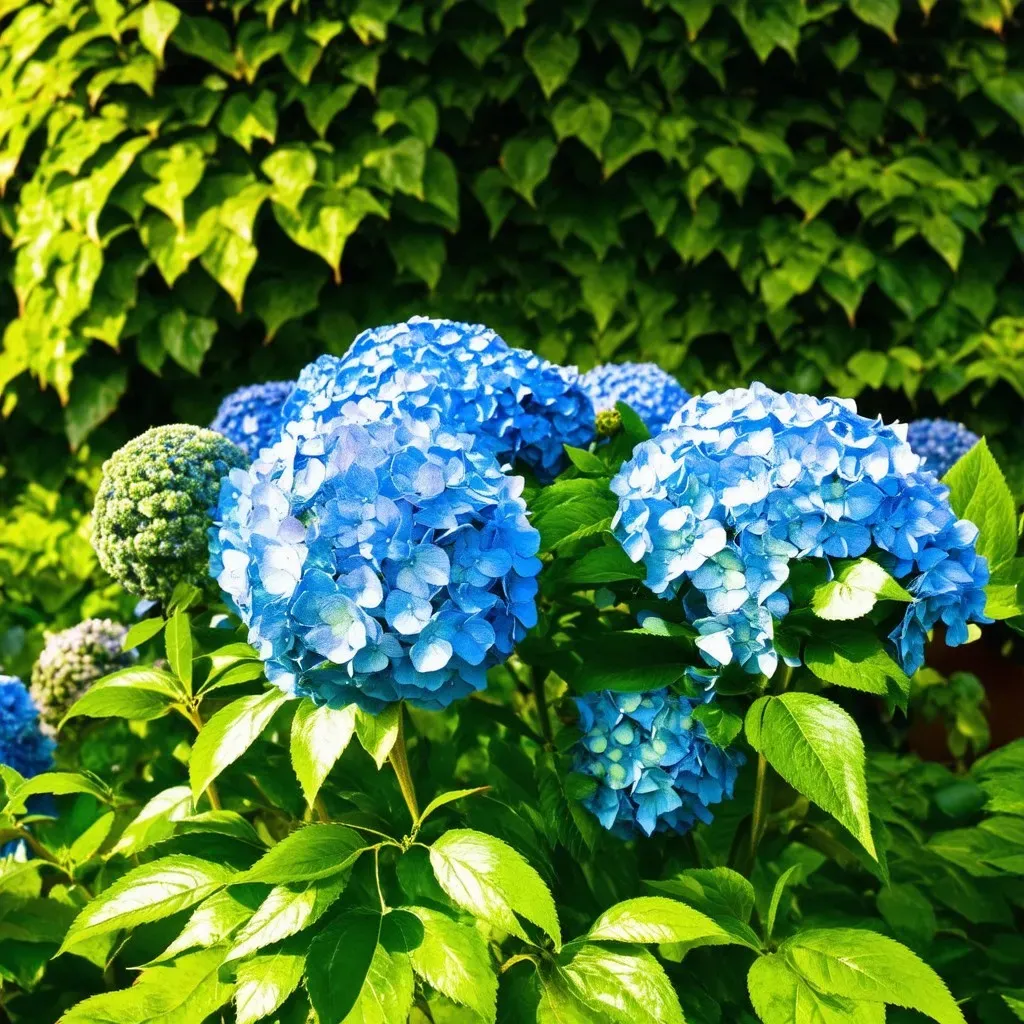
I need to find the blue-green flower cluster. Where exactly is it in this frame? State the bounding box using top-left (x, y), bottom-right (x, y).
top-left (30, 620), bottom-right (135, 731)
top-left (93, 425), bottom-right (248, 604)
top-left (572, 689), bottom-right (742, 837)
top-left (907, 419), bottom-right (979, 479)
top-left (211, 382), bottom-right (294, 459)
top-left (581, 362), bottom-right (691, 435)
top-left (210, 411), bottom-right (542, 713)
top-left (0, 676), bottom-right (54, 779)
top-left (280, 317), bottom-right (595, 481)
top-left (612, 383), bottom-right (989, 678)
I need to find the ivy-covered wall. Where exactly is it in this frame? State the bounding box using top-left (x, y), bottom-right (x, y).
top-left (2, 0), bottom-right (1024, 491)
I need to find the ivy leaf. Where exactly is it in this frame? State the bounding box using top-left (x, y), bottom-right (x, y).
top-left (64, 365), bottom-right (127, 451)
top-left (524, 28), bottom-right (580, 98)
top-left (159, 309), bottom-right (217, 376)
top-left (850, 0), bottom-right (899, 39)
top-left (59, 856), bottom-right (234, 951)
top-left (138, 1), bottom-right (181, 65)
top-left (429, 829), bottom-right (560, 947)
top-left (305, 910), bottom-right (382, 1024)
top-left (551, 96), bottom-right (612, 159)
top-left (500, 135), bottom-right (557, 206)
top-left (782, 928), bottom-right (967, 1024)
top-left (810, 559), bottom-right (911, 621)
top-left (746, 693), bottom-right (876, 859)
top-left (218, 91), bottom-right (278, 152)
top-left (240, 824), bottom-right (366, 885)
top-left (290, 701), bottom-right (357, 806)
top-left (747, 953), bottom-right (883, 1024)
top-left (944, 439), bottom-right (1017, 573)
top-left (250, 269), bottom-right (327, 342)
top-left (355, 704), bottom-right (399, 769)
top-left (234, 942), bottom-right (305, 1024)
top-left (189, 689), bottom-right (290, 801)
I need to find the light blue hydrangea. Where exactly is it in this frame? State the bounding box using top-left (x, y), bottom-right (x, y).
top-left (210, 410), bottom-right (542, 713)
top-left (211, 382), bottom-right (295, 460)
top-left (0, 676), bottom-right (54, 779)
top-left (611, 383), bottom-right (990, 678)
top-left (572, 689), bottom-right (742, 837)
top-left (279, 317), bottom-right (595, 481)
top-left (907, 419), bottom-right (979, 480)
top-left (581, 362), bottom-right (691, 435)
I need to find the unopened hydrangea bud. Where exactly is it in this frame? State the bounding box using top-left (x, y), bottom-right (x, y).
top-left (595, 408), bottom-right (622, 438)
top-left (582, 362), bottom-right (691, 435)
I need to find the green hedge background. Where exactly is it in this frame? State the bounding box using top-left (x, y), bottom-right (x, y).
top-left (2, 0), bottom-right (1024, 666)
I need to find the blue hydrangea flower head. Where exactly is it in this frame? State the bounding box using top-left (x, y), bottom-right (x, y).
top-left (0, 676), bottom-right (54, 779)
top-left (31, 620), bottom-right (136, 731)
top-left (581, 362), bottom-right (691, 435)
top-left (210, 410), bottom-right (542, 713)
top-left (280, 317), bottom-right (595, 481)
top-left (611, 383), bottom-right (990, 677)
top-left (93, 425), bottom-right (249, 604)
top-left (211, 382), bottom-right (295, 459)
top-left (906, 419), bottom-right (980, 479)
top-left (571, 688), bottom-right (742, 837)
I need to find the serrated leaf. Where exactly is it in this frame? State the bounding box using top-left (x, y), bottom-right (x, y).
top-left (588, 896), bottom-right (747, 948)
top-left (429, 828), bottom-right (560, 947)
top-left (61, 667), bottom-right (180, 728)
top-left (563, 545), bottom-right (646, 584)
top-left (111, 785), bottom-right (193, 857)
top-left (157, 887), bottom-right (262, 961)
top-left (417, 787), bottom-right (489, 827)
top-left (290, 701), bottom-right (356, 806)
top-left (122, 617), bottom-right (165, 651)
top-left (748, 953), bottom-right (883, 1024)
top-left (240, 824), bottom-right (366, 885)
top-left (165, 609), bottom-right (193, 694)
top-left (355, 704), bottom-right (399, 769)
top-left (804, 628), bottom-right (910, 703)
top-left (810, 559), bottom-right (911, 621)
top-left (746, 694), bottom-right (875, 859)
top-left (305, 910), bottom-right (382, 1024)
top-left (235, 942), bottom-right (305, 1024)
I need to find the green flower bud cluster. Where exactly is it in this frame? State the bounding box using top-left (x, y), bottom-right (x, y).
top-left (595, 408), bottom-right (623, 438)
top-left (30, 619), bottom-right (135, 730)
top-left (92, 425), bottom-right (248, 604)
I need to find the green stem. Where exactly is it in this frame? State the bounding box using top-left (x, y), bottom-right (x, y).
top-left (182, 706), bottom-right (222, 811)
top-left (388, 707), bottom-right (420, 825)
top-left (532, 668), bottom-right (554, 745)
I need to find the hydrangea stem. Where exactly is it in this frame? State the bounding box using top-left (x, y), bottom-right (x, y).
top-left (389, 707), bottom-right (420, 825)
top-left (183, 706), bottom-right (222, 811)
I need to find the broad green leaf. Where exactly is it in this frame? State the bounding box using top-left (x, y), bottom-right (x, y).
top-left (122, 617), bottom-right (165, 651)
top-left (691, 702), bottom-right (743, 747)
top-left (850, 0), bottom-right (899, 38)
top-left (240, 824), bottom-right (366, 884)
top-left (944, 439), bottom-right (1017, 572)
top-left (60, 856), bottom-right (234, 950)
top-left (877, 883), bottom-right (937, 948)
top-left (8, 772), bottom-right (110, 813)
top-left (746, 694), bottom-right (876, 858)
top-left (165, 610), bottom-right (193, 694)
top-left (500, 135), bottom-right (557, 206)
top-left (563, 545), bottom-right (646, 584)
top-left (0, 895), bottom-right (77, 944)
top-left (157, 888), bottom-right (262, 961)
top-left (175, 810), bottom-right (264, 847)
top-left (783, 928), bottom-right (967, 1024)
top-left (340, 944), bottom-right (415, 1024)
top-left (539, 943), bottom-right (684, 1024)
top-left (227, 873), bottom-right (349, 961)
top-left (355, 704), bottom-right (399, 769)
top-left (429, 829), bottom-right (560, 947)
top-left (61, 667), bottom-right (181, 727)
top-left (645, 867), bottom-right (755, 924)
top-left (524, 28), bottom-right (580, 98)
top-left (58, 946), bottom-right (234, 1024)
top-left (64, 366), bottom-right (127, 451)
top-left (159, 309), bottom-right (217, 376)
top-left (416, 787), bottom-right (489, 827)
top-left (235, 942), bottom-right (305, 1024)
top-left (112, 786), bottom-right (193, 857)
top-left (190, 689), bottom-right (289, 800)
top-left (588, 896), bottom-right (748, 949)
top-left (927, 816), bottom-right (1024, 876)
top-left (563, 445), bottom-right (607, 474)
top-left (139, 0), bottom-right (180, 64)
top-left (805, 629), bottom-right (910, 703)
top-left (747, 953), bottom-right (883, 1024)
top-left (69, 812), bottom-right (115, 865)
top-left (218, 91), bottom-right (278, 152)
top-left (290, 701), bottom-right (357, 806)
top-left (306, 910), bottom-right (382, 1024)
top-left (810, 559), bottom-right (911, 620)
top-left (402, 906), bottom-right (497, 1021)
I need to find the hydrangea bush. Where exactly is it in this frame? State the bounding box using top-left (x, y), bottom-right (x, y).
top-left (1, 325), bottom-right (1021, 1024)
top-left (908, 418), bottom-right (982, 479)
top-left (210, 382), bottom-right (295, 460)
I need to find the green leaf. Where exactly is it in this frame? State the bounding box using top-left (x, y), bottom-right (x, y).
top-left (218, 91), bottom-right (278, 153)
top-left (355, 704), bottom-right (399, 769)
top-left (539, 943), bottom-right (684, 1024)
top-left (235, 942), bottom-right (306, 1024)
top-left (417, 787), bottom-right (489, 827)
top-left (111, 785), bottom-right (193, 857)
top-left (927, 816), bottom-right (1024, 876)
top-left (500, 135), bottom-right (557, 206)
top-left (64, 366), bottom-right (128, 451)
top-left (764, 864), bottom-right (800, 943)
top-left (563, 545), bottom-right (646, 584)
top-left (159, 309), bottom-right (217, 376)
top-left (691, 702), bottom-right (743, 747)
top-left (60, 856), bottom-right (234, 951)
top-left (747, 953), bottom-right (883, 1024)
top-left (551, 96), bottom-right (612, 159)
top-left (403, 906), bottom-right (497, 1021)
top-left (190, 689), bottom-right (290, 801)
top-left (227, 873), bottom-right (349, 961)
top-left (165, 610), bottom-right (193, 694)
top-left (430, 829), bottom-right (560, 947)
top-left (804, 628), bottom-right (911, 703)
top-left (746, 694), bottom-right (875, 859)
top-left (877, 883), bottom-right (937, 948)
top-left (850, 0), bottom-right (899, 39)
top-left (810, 559), bottom-right (912, 621)
top-left (944, 439), bottom-right (1017, 572)
top-left (306, 910), bottom-right (382, 1024)
top-left (290, 700), bottom-right (357, 806)
top-left (68, 812), bottom-right (115, 865)
top-left (59, 946), bottom-right (234, 1024)
top-left (706, 146), bottom-right (755, 202)
top-left (138, 0), bottom-right (180, 65)
top-left (563, 445), bottom-right (607, 474)
top-left (645, 867), bottom-right (755, 924)
top-left (524, 28), bottom-right (580, 98)
top-left (588, 896), bottom-right (748, 949)
top-left (241, 824), bottom-right (366, 885)
top-left (8, 772), bottom-right (110, 813)
top-left (61, 667), bottom-right (180, 728)
top-left (122, 617), bottom-right (165, 651)
top-left (783, 928), bottom-right (967, 1023)
top-left (158, 888), bottom-right (261, 961)
top-left (340, 943), bottom-right (415, 1024)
